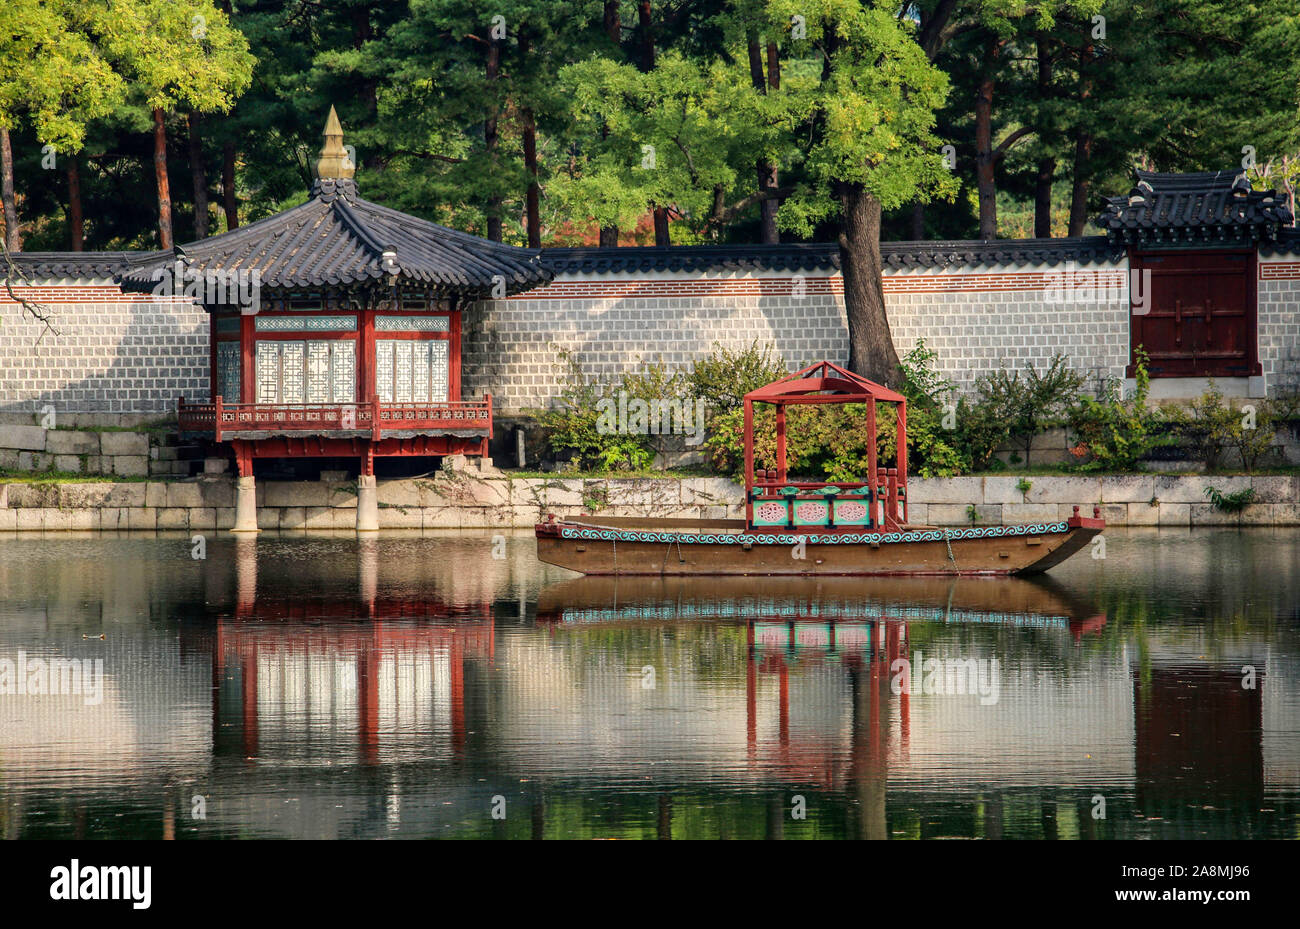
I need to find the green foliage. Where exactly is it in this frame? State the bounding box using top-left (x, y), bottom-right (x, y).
top-left (527, 350), bottom-right (655, 472)
top-left (687, 341), bottom-right (788, 416)
top-left (974, 354), bottom-right (1084, 466)
top-left (1067, 348), bottom-right (1169, 471)
top-left (1164, 381), bottom-right (1284, 473)
top-left (1204, 485), bottom-right (1256, 513)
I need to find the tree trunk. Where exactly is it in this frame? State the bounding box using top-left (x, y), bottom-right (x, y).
top-left (974, 38), bottom-right (1002, 240)
top-left (748, 36), bottom-right (779, 244)
top-left (599, 1), bottom-right (621, 246)
top-left (222, 139), bottom-right (238, 230)
top-left (188, 112), bottom-right (209, 239)
top-left (1033, 33), bottom-right (1054, 238)
top-left (522, 107), bottom-right (541, 247)
top-left (839, 185), bottom-right (900, 386)
top-left (1034, 159), bottom-right (1056, 238)
top-left (1, 128), bottom-right (19, 252)
top-left (910, 201), bottom-right (925, 239)
top-left (636, 0), bottom-right (669, 246)
top-left (652, 208), bottom-right (670, 246)
top-left (153, 107), bottom-right (174, 249)
top-left (485, 35), bottom-right (502, 242)
top-left (67, 158), bottom-right (84, 250)
top-left (637, 1), bottom-right (654, 72)
top-left (1068, 42), bottom-right (1095, 237)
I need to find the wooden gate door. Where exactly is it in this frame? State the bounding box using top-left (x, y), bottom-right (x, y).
top-left (1129, 250), bottom-right (1259, 378)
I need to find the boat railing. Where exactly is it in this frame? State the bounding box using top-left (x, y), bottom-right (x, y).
top-left (748, 470), bottom-right (906, 530)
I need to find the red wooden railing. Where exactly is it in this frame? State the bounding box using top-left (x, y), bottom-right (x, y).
top-left (178, 395), bottom-right (492, 442)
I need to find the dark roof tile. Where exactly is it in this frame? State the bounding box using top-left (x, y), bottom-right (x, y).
top-left (1097, 170), bottom-right (1293, 244)
top-left (118, 178), bottom-right (552, 298)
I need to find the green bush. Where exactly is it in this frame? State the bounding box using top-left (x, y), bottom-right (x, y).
top-left (687, 341), bottom-right (788, 415)
top-left (527, 350), bottom-right (655, 471)
top-left (974, 353), bottom-right (1084, 466)
top-left (1066, 348), bottom-right (1170, 471)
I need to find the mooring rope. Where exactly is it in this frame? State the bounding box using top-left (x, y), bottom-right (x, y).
top-left (942, 527), bottom-right (956, 566)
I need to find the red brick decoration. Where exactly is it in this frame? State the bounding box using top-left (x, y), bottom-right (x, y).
top-left (1259, 261), bottom-right (1300, 280)
top-left (506, 270), bottom-right (1128, 300)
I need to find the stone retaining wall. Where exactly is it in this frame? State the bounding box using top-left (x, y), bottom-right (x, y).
top-left (0, 424), bottom-right (187, 477)
top-left (2, 473), bottom-right (1298, 531)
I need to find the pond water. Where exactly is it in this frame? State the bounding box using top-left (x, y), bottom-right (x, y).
top-left (0, 528), bottom-right (1297, 840)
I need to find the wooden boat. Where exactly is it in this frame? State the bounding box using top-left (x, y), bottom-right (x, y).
top-left (535, 360), bottom-right (1103, 576)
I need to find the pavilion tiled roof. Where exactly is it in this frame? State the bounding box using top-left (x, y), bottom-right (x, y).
top-left (118, 177), bottom-right (552, 298)
top-left (1096, 169), bottom-right (1294, 244)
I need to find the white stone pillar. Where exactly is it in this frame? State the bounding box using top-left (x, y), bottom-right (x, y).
top-left (356, 473), bottom-right (379, 532)
top-left (232, 474), bottom-right (260, 533)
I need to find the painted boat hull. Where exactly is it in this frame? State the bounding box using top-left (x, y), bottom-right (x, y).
top-left (535, 515), bottom-right (1104, 577)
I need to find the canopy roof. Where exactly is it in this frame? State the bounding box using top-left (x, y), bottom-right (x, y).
top-left (119, 107), bottom-right (551, 300)
top-left (745, 360), bottom-right (906, 404)
top-left (1096, 169), bottom-right (1294, 245)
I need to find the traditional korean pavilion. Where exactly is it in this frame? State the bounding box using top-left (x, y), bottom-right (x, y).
top-left (120, 108), bottom-right (551, 531)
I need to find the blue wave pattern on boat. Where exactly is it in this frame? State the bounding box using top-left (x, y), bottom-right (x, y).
top-left (557, 521), bottom-right (1071, 545)
top-left (555, 603), bottom-right (1070, 627)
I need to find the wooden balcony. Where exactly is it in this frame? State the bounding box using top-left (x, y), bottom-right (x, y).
top-left (178, 396), bottom-right (492, 442)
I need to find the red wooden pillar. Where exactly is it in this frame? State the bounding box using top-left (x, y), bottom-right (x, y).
top-left (778, 657), bottom-right (789, 750)
top-left (896, 400), bottom-right (908, 522)
top-left (775, 402), bottom-right (787, 483)
top-left (233, 440), bottom-right (254, 478)
top-left (742, 399), bottom-right (754, 525)
top-left (358, 307), bottom-right (374, 403)
top-left (450, 302), bottom-right (463, 402)
top-left (866, 399), bottom-right (878, 528)
top-left (357, 638), bottom-right (379, 764)
top-left (745, 622), bottom-right (756, 760)
top-left (239, 313), bottom-right (255, 403)
top-left (450, 635), bottom-right (466, 755)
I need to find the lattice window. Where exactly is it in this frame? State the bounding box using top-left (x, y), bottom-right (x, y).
top-left (216, 341), bottom-right (241, 402)
top-left (306, 341), bottom-right (331, 403)
top-left (376, 341), bottom-right (394, 402)
top-left (255, 339), bottom-right (356, 404)
top-left (331, 341), bottom-right (356, 403)
top-left (394, 342), bottom-right (413, 403)
top-left (430, 341), bottom-right (449, 402)
top-left (374, 339), bottom-right (450, 403)
top-left (281, 342), bottom-right (305, 403)
top-left (256, 342), bottom-right (280, 403)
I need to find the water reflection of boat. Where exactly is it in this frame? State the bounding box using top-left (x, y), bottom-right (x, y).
top-left (536, 574), bottom-right (1106, 640)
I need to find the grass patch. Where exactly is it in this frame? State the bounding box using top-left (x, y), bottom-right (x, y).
top-left (504, 465), bottom-right (714, 480)
top-left (0, 469), bottom-right (152, 484)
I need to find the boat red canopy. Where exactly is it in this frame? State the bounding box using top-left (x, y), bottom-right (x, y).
top-left (742, 360), bottom-right (909, 532)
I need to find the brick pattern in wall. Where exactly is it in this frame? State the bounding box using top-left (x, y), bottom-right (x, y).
top-left (1258, 259), bottom-right (1300, 391)
top-left (463, 264), bottom-right (1132, 412)
top-left (886, 266), bottom-right (1130, 395)
top-left (461, 279), bottom-right (849, 412)
top-left (0, 284), bottom-right (208, 414)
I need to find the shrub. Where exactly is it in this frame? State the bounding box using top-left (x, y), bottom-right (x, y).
top-left (1205, 485), bottom-right (1256, 512)
top-left (527, 350), bottom-right (655, 471)
top-left (1067, 348), bottom-right (1169, 471)
top-left (974, 353), bottom-right (1084, 466)
top-left (1164, 382), bottom-right (1283, 473)
top-left (688, 341), bottom-right (788, 416)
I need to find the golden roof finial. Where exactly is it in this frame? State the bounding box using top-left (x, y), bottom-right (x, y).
top-left (314, 105), bottom-right (355, 180)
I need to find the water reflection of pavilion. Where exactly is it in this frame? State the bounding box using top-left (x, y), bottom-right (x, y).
top-left (212, 537), bottom-right (493, 765)
top-left (1, 535), bottom-right (1291, 839)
